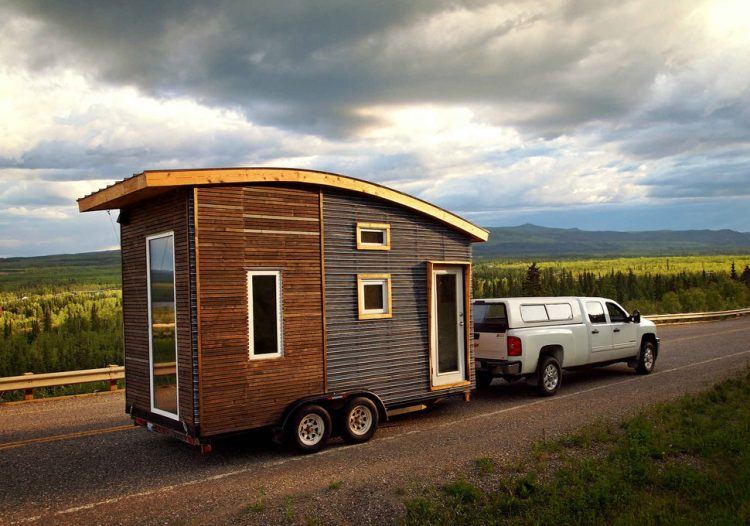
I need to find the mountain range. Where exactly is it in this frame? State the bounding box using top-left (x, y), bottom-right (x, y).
top-left (475, 224), bottom-right (750, 259)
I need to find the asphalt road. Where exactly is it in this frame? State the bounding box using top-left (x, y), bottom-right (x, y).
top-left (2, 316), bottom-right (750, 525)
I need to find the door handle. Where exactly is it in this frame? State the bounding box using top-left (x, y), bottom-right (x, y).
top-left (592, 329), bottom-right (599, 334)
top-left (613, 328), bottom-right (620, 333)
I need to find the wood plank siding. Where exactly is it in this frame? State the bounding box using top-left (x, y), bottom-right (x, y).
top-left (120, 190), bottom-right (196, 428)
top-left (195, 185), bottom-right (325, 436)
top-left (322, 189), bottom-right (474, 406)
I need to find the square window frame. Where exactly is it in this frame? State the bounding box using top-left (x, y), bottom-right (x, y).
top-left (357, 273), bottom-right (393, 320)
top-left (356, 222), bottom-right (391, 251)
top-left (247, 270), bottom-right (284, 360)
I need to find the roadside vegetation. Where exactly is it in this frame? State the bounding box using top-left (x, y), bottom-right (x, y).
top-left (475, 255), bottom-right (750, 314)
top-left (0, 252), bottom-right (122, 400)
top-left (2, 251), bottom-right (750, 399)
top-left (403, 370), bottom-right (750, 525)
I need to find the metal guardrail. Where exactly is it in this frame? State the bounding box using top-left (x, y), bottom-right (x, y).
top-left (0, 363), bottom-right (175, 400)
top-left (647, 307), bottom-right (750, 324)
top-left (1, 307), bottom-right (749, 401)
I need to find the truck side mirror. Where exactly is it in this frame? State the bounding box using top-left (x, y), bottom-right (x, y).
top-left (630, 310), bottom-right (641, 324)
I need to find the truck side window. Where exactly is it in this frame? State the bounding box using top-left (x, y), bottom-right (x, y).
top-left (586, 301), bottom-right (606, 324)
top-left (606, 302), bottom-right (628, 323)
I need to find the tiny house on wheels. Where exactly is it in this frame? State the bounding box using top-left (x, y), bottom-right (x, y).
top-left (78, 168), bottom-right (489, 452)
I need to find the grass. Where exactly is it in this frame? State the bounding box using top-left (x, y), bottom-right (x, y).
top-left (474, 457), bottom-right (496, 476)
top-left (327, 480), bottom-right (342, 491)
top-left (476, 254), bottom-right (750, 277)
top-left (402, 370), bottom-right (750, 525)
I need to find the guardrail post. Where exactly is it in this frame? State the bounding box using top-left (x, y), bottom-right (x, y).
top-left (108, 364), bottom-right (119, 392)
top-left (23, 372), bottom-right (34, 400)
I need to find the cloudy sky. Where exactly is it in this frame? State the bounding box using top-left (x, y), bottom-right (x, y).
top-left (1, 0), bottom-right (749, 257)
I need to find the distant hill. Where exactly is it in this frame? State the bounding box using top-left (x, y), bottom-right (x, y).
top-left (3, 225), bottom-right (750, 287)
top-left (0, 250), bottom-right (121, 293)
top-left (476, 224), bottom-right (750, 259)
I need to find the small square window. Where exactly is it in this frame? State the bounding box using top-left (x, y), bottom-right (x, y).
top-left (356, 223), bottom-right (390, 250)
top-left (357, 274), bottom-right (392, 319)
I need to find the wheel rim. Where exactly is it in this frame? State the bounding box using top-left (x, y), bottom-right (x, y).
top-left (543, 364), bottom-right (559, 391)
top-left (298, 413), bottom-right (325, 446)
top-left (643, 347), bottom-right (654, 370)
top-left (348, 405), bottom-right (373, 436)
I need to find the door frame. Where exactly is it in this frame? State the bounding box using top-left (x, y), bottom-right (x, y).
top-left (427, 261), bottom-right (472, 390)
top-left (146, 230), bottom-right (180, 421)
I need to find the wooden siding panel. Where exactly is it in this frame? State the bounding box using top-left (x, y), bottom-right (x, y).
top-left (197, 185), bottom-right (325, 436)
top-left (120, 189), bottom-right (195, 427)
top-left (323, 189), bottom-right (474, 406)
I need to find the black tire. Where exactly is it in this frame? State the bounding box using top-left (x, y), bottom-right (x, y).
top-left (340, 397), bottom-right (379, 444)
top-left (476, 371), bottom-right (493, 389)
top-left (287, 404), bottom-right (332, 453)
top-left (636, 341), bottom-right (657, 375)
top-left (536, 356), bottom-right (562, 397)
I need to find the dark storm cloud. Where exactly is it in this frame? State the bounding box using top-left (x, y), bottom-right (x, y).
top-left (1, 0), bottom-right (704, 141)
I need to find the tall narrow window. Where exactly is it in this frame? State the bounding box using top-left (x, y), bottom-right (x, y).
top-left (356, 223), bottom-right (390, 250)
top-left (146, 232), bottom-right (178, 419)
top-left (247, 270), bottom-right (283, 359)
top-left (357, 274), bottom-right (392, 319)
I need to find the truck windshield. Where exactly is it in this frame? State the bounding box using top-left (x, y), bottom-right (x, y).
top-left (473, 303), bottom-right (508, 332)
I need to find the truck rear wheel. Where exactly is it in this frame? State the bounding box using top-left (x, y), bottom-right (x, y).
top-left (288, 404), bottom-right (332, 453)
top-left (476, 371), bottom-right (493, 389)
top-left (536, 356), bottom-right (561, 396)
top-left (636, 341), bottom-right (656, 375)
top-left (340, 397), bottom-right (379, 444)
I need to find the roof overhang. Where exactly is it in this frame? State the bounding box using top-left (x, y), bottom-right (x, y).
top-left (78, 167), bottom-right (489, 242)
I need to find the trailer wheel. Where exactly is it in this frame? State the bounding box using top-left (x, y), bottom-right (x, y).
top-left (288, 404), bottom-right (332, 453)
top-left (476, 371), bottom-right (493, 389)
top-left (636, 341), bottom-right (656, 375)
top-left (340, 397), bottom-right (379, 444)
top-left (536, 356), bottom-right (561, 396)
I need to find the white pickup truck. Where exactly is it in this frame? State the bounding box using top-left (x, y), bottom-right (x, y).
top-left (473, 297), bottom-right (659, 396)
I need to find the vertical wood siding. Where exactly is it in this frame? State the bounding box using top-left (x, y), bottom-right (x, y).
top-left (120, 190), bottom-right (195, 428)
top-left (323, 189), bottom-right (474, 406)
top-left (196, 185), bottom-right (324, 436)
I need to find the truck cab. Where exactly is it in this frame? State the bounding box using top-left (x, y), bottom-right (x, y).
top-left (473, 297), bottom-right (659, 396)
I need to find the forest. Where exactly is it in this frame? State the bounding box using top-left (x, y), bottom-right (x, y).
top-left (1, 252), bottom-right (750, 399)
top-left (474, 256), bottom-right (750, 314)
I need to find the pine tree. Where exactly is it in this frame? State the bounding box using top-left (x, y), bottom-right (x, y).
top-left (42, 307), bottom-right (53, 332)
top-left (522, 262), bottom-right (542, 296)
top-left (741, 265), bottom-right (750, 287)
top-left (731, 261), bottom-right (738, 280)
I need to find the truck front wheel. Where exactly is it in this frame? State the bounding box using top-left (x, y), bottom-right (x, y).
top-left (536, 356), bottom-right (561, 396)
top-left (636, 341), bottom-right (657, 375)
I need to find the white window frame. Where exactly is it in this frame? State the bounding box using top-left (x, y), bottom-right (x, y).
top-left (146, 231), bottom-right (179, 421)
top-left (356, 222), bottom-right (391, 251)
top-left (247, 270), bottom-right (284, 360)
top-left (357, 274), bottom-right (392, 319)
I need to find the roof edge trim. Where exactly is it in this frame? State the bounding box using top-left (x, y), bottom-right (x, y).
top-left (77, 167), bottom-right (489, 242)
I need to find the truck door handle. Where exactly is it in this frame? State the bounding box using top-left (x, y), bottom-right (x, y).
top-left (592, 329), bottom-right (599, 334)
top-left (613, 328), bottom-right (620, 333)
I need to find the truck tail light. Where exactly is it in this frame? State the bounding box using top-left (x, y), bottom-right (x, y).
top-left (507, 336), bottom-right (522, 356)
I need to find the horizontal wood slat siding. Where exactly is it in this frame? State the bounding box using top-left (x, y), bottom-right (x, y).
top-left (196, 185), bottom-right (325, 436)
top-left (120, 190), bottom-right (195, 427)
top-left (323, 189), bottom-right (474, 406)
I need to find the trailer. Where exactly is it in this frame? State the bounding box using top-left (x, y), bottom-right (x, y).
top-left (78, 168), bottom-right (489, 452)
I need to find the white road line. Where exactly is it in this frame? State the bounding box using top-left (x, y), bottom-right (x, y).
top-left (9, 348), bottom-right (750, 525)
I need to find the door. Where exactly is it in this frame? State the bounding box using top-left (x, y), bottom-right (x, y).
top-left (431, 266), bottom-right (466, 387)
top-left (606, 301), bottom-right (638, 359)
top-left (584, 300), bottom-right (613, 360)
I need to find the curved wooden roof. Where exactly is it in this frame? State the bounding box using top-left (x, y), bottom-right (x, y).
top-left (78, 167), bottom-right (489, 242)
